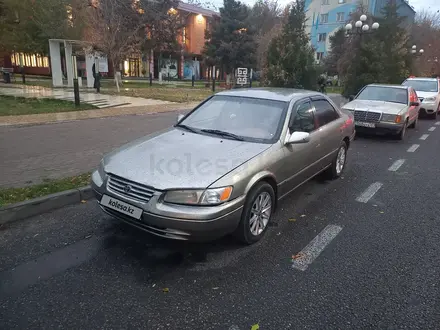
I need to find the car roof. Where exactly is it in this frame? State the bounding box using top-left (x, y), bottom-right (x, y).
top-left (404, 77), bottom-right (438, 82)
top-left (367, 84), bottom-right (409, 90)
top-left (215, 88), bottom-right (323, 102)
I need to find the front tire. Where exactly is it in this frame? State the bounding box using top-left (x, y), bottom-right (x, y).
top-left (397, 120), bottom-right (408, 140)
top-left (431, 112), bottom-right (437, 120)
top-left (324, 140), bottom-right (347, 180)
top-left (409, 116), bottom-right (418, 129)
top-left (234, 182), bottom-right (275, 245)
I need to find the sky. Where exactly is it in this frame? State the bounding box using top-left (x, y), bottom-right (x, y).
top-left (209, 0), bottom-right (440, 13)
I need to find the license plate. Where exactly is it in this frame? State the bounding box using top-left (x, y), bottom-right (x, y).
top-left (100, 194), bottom-right (143, 219)
top-left (355, 121), bottom-right (376, 128)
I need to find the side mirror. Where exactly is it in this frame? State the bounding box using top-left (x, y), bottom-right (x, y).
top-left (349, 95), bottom-right (355, 101)
top-left (177, 114), bottom-right (184, 124)
top-left (410, 101), bottom-right (420, 107)
top-left (286, 131), bottom-right (310, 144)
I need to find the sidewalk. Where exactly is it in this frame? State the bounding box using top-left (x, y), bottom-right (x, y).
top-left (0, 85), bottom-right (173, 108)
top-left (0, 102), bottom-right (199, 126)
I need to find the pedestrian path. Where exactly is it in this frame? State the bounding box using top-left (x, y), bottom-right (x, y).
top-left (0, 85), bottom-right (172, 108)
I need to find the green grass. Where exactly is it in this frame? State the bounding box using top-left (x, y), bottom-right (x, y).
top-left (0, 173), bottom-right (91, 207)
top-left (327, 86), bottom-right (343, 94)
top-left (0, 95), bottom-right (97, 116)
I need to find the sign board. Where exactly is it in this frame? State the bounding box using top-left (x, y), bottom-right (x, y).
top-left (236, 68), bottom-right (248, 86)
top-left (98, 57), bottom-right (108, 73)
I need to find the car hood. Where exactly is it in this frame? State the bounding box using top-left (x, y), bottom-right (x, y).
top-left (343, 100), bottom-right (407, 114)
top-left (103, 128), bottom-right (270, 190)
top-left (416, 91), bottom-right (438, 99)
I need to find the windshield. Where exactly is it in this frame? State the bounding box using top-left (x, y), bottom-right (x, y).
top-left (178, 95), bottom-right (288, 143)
top-left (356, 86), bottom-right (408, 104)
top-left (402, 80), bottom-right (439, 93)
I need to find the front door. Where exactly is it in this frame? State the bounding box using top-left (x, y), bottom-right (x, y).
top-left (279, 99), bottom-right (322, 198)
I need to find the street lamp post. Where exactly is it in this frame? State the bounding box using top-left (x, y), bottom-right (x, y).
top-left (411, 44), bottom-right (424, 56)
top-left (345, 14), bottom-right (380, 36)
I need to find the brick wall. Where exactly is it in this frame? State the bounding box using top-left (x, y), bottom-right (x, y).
top-left (187, 14), bottom-right (207, 55)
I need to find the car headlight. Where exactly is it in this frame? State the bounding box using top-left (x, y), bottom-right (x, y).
top-left (381, 114), bottom-right (398, 122)
top-left (98, 159), bottom-right (106, 179)
top-left (164, 186), bottom-right (233, 205)
top-left (423, 97), bottom-right (436, 102)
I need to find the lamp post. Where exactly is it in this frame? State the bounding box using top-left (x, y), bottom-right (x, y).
top-left (345, 14), bottom-right (380, 37)
top-left (411, 44), bottom-right (424, 56)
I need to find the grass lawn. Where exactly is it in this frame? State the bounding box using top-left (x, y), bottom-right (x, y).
top-left (0, 95), bottom-right (97, 116)
top-left (327, 86), bottom-right (343, 94)
top-left (0, 173), bottom-right (91, 207)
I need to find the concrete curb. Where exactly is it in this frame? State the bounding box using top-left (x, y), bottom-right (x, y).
top-left (0, 185), bottom-right (93, 226)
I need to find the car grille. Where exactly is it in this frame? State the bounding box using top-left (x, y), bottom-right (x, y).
top-left (419, 97), bottom-right (424, 102)
top-left (107, 174), bottom-right (156, 203)
top-left (354, 110), bottom-right (381, 123)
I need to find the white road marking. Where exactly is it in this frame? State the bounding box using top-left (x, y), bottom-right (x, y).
top-left (356, 182), bottom-right (383, 203)
top-left (388, 159), bottom-right (405, 172)
top-left (429, 127), bottom-right (436, 131)
top-left (435, 121), bottom-right (440, 126)
top-left (407, 144), bottom-right (420, 152)
top-left (420, 134), bottom-right (429, 140)
top-left (292, 225), bottom-right (343, 271)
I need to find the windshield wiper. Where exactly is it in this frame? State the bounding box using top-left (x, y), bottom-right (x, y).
top-left (201, 129), bottom-right (244, 141)
top-left (175, 124), bottom-right (199, 134)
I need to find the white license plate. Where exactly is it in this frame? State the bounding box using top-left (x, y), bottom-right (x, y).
top-left (355, 121), bottom-right (376, 128)
top-left (100, 194), bottom-right (143, 219)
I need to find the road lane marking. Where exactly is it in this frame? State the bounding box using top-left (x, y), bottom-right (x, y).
top-left (292, 225), bottom-right (342, 271)
top-left (429, 127), bottom-right (436, 131)
top-left (356, 182), bottom-right (383, 203)
top-left (388, 159), bottom-right (405, 172)
top-left (420, 134), bottom-right (429, 140)
top-left (435, 122), bottom-right (440, 126)
top-left (407, 144), bottom-right (420, 152)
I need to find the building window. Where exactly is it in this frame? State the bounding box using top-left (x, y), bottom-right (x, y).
top-left (338, 0), bottom-right (346, 3)
top-left (318, 33), bottom-right (327, 42)
top-left (321, 0), bottom-right (329, 5)
top-left (337, 12), bottom-right (345, 22)
top-left (11, 53), bottom-right (49, 67)
top-left (316, 52), bottom-right (324, 61)
top-left (320, 14), bottom-right (328, 23)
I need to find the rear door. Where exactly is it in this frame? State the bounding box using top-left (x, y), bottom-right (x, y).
top-left (311, 97), bottom-right (345, 169)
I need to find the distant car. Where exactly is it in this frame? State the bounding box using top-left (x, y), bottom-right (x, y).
top-left (401, 77), bottom-right (440, 119)
top-left (342, 84), bottom-right (420, 140)
top-left (91, 88), bottom-right (355, 244)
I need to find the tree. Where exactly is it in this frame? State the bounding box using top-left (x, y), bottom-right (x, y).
top-left (263, 0), bottom-right (317, 89)
top-left (323, 28), bottom-right (346, 76)
top-left (85, 0), bottom-right (177, 91)
top-left (202, 0), bottom-right (257, 81)
top-left (0, 0), bottom-right (81, 55)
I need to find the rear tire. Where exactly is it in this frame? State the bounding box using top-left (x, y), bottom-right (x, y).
top-left (234, 182), bottom-right (275, 245)
top-left (323, 140), bottom-right (347, 180)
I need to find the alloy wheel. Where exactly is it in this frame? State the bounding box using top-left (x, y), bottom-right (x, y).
top-left (249, 192), bottom-right (272, 236)
top-left (336, 146), bottom-right (346, 175)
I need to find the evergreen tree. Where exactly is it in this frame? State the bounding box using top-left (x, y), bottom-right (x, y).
top-left (202, 0), bottom-right (256, 76)
top-left (263, 0), bottom-right (317, 89)
top-left (323, 28), bottom-right (346, 76)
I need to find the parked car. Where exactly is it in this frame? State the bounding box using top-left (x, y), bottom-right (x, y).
top-left (401, 77), bottom-right (440, 119)
top-left (91, 88), bottom-right (355, 244)
top-left (342, 84), bottom-right (420, 139)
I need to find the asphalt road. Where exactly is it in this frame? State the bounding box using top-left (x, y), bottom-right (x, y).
top-left (3, 113), bottom-right (440, 329)
top-left (0, 94), bottom-right (346, 188)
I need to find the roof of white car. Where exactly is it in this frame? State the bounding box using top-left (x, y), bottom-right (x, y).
top-left (367, 84), bottom-right (409, 89)
top-left (216, 88), bottom-right (324, 102)
top-left (404, 77), bottom-right (438, 81)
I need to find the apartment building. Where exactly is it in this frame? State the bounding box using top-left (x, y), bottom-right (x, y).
top-left (305, 0), bottom-right (416, 62)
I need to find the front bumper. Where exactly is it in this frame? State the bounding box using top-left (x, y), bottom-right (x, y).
top-left (355, 121), bottom-right (404, 135)
top-left (420, 102), bottom-right (437, 114)
top-left (91, 171), bottom-right (244, 241)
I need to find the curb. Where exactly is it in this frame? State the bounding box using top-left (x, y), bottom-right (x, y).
top-left (0, 185), bottom-right (93, 226)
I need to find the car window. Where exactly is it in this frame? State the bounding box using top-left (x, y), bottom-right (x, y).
top-left (356, 86), bottom-right (408, 104)
top-left (179, 95), bottom-right (288, 143)
top-left (402, 79), bottom-right (439, 93)
top-left (313, 99), bottom-right (340, 127)
top-left (290, 101), bottom-right (315, 133)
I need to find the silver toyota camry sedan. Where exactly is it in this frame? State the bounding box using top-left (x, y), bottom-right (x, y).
top-left (91, 88), bottom-right (355, 244)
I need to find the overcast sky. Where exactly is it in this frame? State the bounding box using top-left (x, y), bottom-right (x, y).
top-left (209, 0), bottom-right (440, 13)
